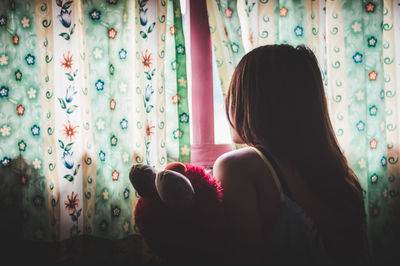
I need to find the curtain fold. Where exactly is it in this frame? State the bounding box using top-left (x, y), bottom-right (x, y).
top-left (0, 0), bottom-right (189, 246)
top-left (207, 0), bottom-right (399, 264)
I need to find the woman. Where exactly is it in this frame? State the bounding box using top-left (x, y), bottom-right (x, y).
top-left (213, 45), bottom-right (370, 265)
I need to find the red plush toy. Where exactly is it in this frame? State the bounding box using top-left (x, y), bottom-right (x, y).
top-left (129, 162), bottom-right (227, 265)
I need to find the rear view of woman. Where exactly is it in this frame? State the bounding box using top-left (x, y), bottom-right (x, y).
top-left (214, 45), bottom-right (370, 265)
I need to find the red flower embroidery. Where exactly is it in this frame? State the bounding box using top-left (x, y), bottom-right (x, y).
top-left (172, 94), bottom-right (180, 104)
top-left (368, 70), bottom-right (377, 81)
top-left (224, 8), bottom-right (233, 18)
top-left (108, 27), bottom-right (117, 39)
top-left (365, 2), bottom-right (375, 12)
top-left (63, 120), bottom-right (79, 142)
top-left (16, 104), bottom-right (25, 115)
top-left (145, 120), bottom-right (155, 138)
top-left (64, 192), bottom-right (79, 214)
top-left (110, 98), bottom-right (116, 110)
top-left (279, 6), bottom-right (288, 17)
top-left (370, 138), bottom-right (377, 149)
top-left (61, 51), bottom-right (73, 72)
top-left (170, 25), bottom-right (175, 35)
top-left (12, 34), bottom-right (19, 45)
top-left (112, 169), bottom-right (119, 181)
top-left (112, 207), bottom-right (120, 216)
top-left (142, 50), bottom-right (152, 70)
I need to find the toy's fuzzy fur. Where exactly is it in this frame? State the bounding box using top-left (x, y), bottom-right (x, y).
top-left (134, 163), bottom-right (226, 264)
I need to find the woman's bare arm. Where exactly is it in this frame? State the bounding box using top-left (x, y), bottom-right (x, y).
top-left (213, 152), bottom-right (267, 265)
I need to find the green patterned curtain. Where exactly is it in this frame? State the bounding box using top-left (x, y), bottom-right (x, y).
top-left (0, 0), bottom-right (188, 261)
top-left (208, 0), bottom-right (399, 264)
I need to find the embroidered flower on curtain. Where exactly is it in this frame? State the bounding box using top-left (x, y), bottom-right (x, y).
top-left (368, 70), bottom-right (377, 81)
top-left (95, 79), bottom-right (104, 91)
top-left (89, 9), bottom-right (101, 20)
top-left (15, 70), bottom-right (22, 81)
top-left (0, 86), bottom-right (8, 97)
top-left (108, 27), bottom-right (117, 39)
top-left (365, 2), bottom-right (375, 12)
top-left (31, 125), bottom-right (40, 136)
top-left (18, 140), bottom-right (27, 152)
top-left (12, 34), bottom-right (19, 45)
top-left (1, 157), bottom-right (11, 167)
top-left (99, 150), bottom-right (106, 162)
top-left (352, 52), bottom-right (363, 63)
top-left (16, 104), bottom-right (25, 116)
top-left (0, 15), bottom-right (7, 26)
top-left (294, 25), bottom-right (303, 37)
top-left (280, 6), bottom-right (288, 17)
top-left (25, 54), bottom-right (35, 65)
top-left (367, 36), bottom-right (377, 47)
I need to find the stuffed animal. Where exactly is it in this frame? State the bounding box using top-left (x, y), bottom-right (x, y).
top-left (129, 162), bottom-right (226, 265)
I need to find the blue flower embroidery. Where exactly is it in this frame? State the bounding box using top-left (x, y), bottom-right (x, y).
top-left (352, 52), bottom-right (363, 63)
top-left (99, 150), bottom-right (106, 161)
top-left (63, 151), bottom-right (74, 169)
top-left (89, 9), bottom-right (101, 20)
top-left (1, 156), bottom-right (10, 167)
top-left (25, 54), bottom-right (35, 65)
top-left (95, 80), bottom-right (104, 91)
top-left (119, 49), bottom-right (127, 60)
top-left (31, 125), bottom-right (40, 136)
top-left (0, 86), bottom-right (8, 97)
top-left (179, 112), bottom-right (189, 123)
top-left (124, 188), bottom-right (130, 199)
top-left (0, 15), bottom-right (7, 26)
top-left (144, 84), bottom-right (153, 102)
top-left (65, 85), bottom-right (77, 103)
top-left (120, 118), bottom-right (128, 130)
top-left (356, 121), bottom-right (365, 131)
top-left (176, 44), bottom-right (185, 55)
top-left (294, 25), bottom-right (303, 37)
top-left (381, 156), bottom-right (387, 167)
top-left (139, 7), bottom-right (148, 26)
top-left (58, 9), bottom-right (71, 28)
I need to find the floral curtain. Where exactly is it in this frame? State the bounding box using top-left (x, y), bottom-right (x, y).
top-left (207, 0), bottom-right (399, 264)
top-left (0, 0), bottom-right (189, 254)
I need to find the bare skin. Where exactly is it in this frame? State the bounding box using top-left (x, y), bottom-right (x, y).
top-left (213, 147), bottom-right (280, 265)
top-left (213, 144), bottom-right (340, 265)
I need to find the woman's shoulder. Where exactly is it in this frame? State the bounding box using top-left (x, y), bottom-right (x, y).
top-left (213, 147), bottom-right (276, 188)
top-left (214, 147), bottom-right (259, 176)
top-left (214, 147), bottom-right (256, 166)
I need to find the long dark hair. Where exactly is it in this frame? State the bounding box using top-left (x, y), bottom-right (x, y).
top-left (225, 44), bottom-right (363, 215)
